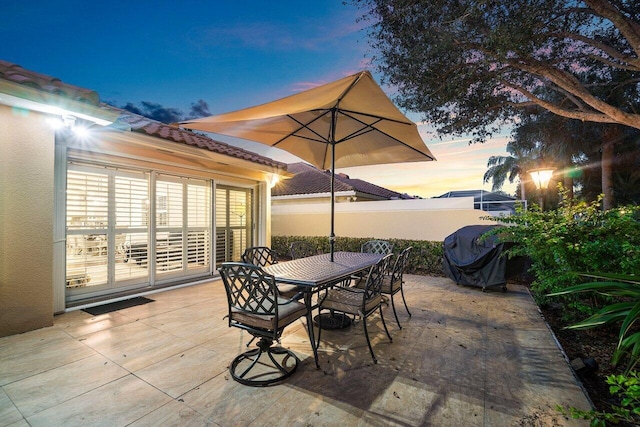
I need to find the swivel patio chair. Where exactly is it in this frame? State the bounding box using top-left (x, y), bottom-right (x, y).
top-left (316, 254), bottom-right (393, 364)
top-left (242, 246), bottom-right (278, 267)
top-left (357, 247), bottom-right (413, 329)
top-left (289, 241), bottom-right (316, 260)
top-left (218, 262), bottom-right (308, 386)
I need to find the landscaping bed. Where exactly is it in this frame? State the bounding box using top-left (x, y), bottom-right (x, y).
top-left (539, 299), bottom-right (629, 421)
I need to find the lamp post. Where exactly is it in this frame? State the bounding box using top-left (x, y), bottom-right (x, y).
top-left (528, 167), bottom-right (555, 210)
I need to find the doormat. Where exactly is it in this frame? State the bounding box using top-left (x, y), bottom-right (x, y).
top-left (83, 297), bottom-right (154, 316)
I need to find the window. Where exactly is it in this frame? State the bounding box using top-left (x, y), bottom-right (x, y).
top-left (215, 186), bottom-right (252, 263)
top-left (66, 165), bottom-right (213, 302)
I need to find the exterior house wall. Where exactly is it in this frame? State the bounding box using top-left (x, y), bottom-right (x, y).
top-left (272, 198), bottom-right (499, 242)
top-left (0, 106), bottom-right (55, 336)
top-left (0, 107), bottom-right (276, 338)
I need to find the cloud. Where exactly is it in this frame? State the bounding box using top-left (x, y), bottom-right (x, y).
top-left (120, 99), bottom-right (212, 123)
top-left (188, 99), bottom-right (211, 119)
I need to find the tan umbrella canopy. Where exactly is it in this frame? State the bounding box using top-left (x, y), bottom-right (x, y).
top-left (178, 70), bottom-right (435, 260)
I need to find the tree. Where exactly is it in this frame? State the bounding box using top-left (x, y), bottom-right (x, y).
top-left (483, 139), bottom-right (535, 200)
top-left (352, 0), bottom-right (640, 137)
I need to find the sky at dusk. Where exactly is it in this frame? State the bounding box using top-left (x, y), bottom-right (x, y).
top-left (2, 0), bottom-right (516, 198)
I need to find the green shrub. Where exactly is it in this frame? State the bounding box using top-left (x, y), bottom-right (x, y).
top-left (492, 187), bottom-right (640, 315)
top-left (271, 236), bottom-right (445, 276)
top-left (558, 371), bottom-right (640, 426)
top-left (550, 273), bottom-right (640, 371)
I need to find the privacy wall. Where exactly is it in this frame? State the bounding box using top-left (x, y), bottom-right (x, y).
top-left (271, 198), bottom-right (499, 242)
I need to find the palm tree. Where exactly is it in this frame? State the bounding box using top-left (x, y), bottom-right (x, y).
top-left (484, 132), bottom-right (539, 201)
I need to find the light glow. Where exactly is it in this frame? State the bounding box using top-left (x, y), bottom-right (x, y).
top-left (72, 125), bottom-right (90, 138)
top-left (528, 168), bottom-right (555, 190)
top-left (269, 174), bottom-right (280, 188)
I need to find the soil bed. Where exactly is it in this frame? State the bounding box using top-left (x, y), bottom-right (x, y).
top-left (538, 301), bottom-right (637, 425)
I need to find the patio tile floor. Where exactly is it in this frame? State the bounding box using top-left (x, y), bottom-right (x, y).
top-left (0, 275), bottom-right (591, 426)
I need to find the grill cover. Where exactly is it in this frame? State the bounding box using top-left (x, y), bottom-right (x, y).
top-left (442, 225), bottom-right (507, 291)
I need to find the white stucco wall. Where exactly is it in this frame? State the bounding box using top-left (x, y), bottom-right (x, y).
top-left (272, 198), bottom-right (499, 241)
top-left (0, 106), bottom-right (55, 336)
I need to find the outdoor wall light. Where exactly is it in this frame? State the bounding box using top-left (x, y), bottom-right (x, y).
top-left (269, 174), bottom-right (280, 188)
top-left (528, 167), bottom-right (555, 190)
top-left (47, 114), bottom-right (77, 130)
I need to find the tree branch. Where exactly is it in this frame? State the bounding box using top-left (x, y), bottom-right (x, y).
top-left (584, 0), bottom-right (640, 56)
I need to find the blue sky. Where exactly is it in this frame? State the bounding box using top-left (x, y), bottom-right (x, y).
top-left (1, 1), bottom-right (515, 198)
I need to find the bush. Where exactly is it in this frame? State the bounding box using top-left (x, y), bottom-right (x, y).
top-left (550, 273), bottom-right (640, 371)
top-left (271, 236), bottom-right (445, 276)
top-left (559, 371), bottom-right (640, 426)
top-left (493, 187), bottom-right (640, 316)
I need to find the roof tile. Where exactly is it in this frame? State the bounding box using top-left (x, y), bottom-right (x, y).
top-left (0, 60), bottom-right (287, 171)
top-left (0, 60), bottom-right (100, 105)
top-left (272, 162), bottom-right (414, 199)
top-left (114, 111), bottom-right (287, 169)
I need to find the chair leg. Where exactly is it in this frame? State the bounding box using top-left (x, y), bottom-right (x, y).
top-left (390, 293), bottom-right (402, 329)
top-left (230, 337), bottom-right (299, 387)
top-left (400, 285), bottom-right (412, 317)
top-left (362, 316), bottom-right (377, 364)
top-left (316, 308), bottom-right (323, 350)
top-left (379, 306), bottom-right (393, 342)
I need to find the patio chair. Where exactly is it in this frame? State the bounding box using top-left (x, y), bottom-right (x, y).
top-left (218, 262), bottom-right (308, 386)
top-left (289, 241), bottom-right (316, 259)
top-left (242, 246), bottom-right (278, 267)
top-left (242, 246), bottom-right (299, 298)
top-left (351, 239), bottom-right (395, 286)
top-left (361, 240), bottom-right (394, 255)
top-left (357, 247), bottom-right (413, 329)
top-left (316, 253), bottom-right (393, 364)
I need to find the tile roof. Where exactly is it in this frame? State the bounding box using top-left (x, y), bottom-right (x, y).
top-left (272, 162), bottom-right (414, 199)
top-left (0, 60), bottom-right (287, 171)
top-left (0, 60), bottom-right (100, 105)
top-left (114, 112), bottom-right (288, 169)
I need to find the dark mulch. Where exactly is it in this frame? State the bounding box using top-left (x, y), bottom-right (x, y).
top-left (540, 303), bottom-right (621, 412)
top-left (539, 299), bottom-right (640, 426)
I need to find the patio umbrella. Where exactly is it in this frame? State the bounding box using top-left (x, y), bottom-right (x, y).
top-left (178, 71), bottom-right (435, 261)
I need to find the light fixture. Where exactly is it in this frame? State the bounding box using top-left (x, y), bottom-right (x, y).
top-left (269, 174), bottom-right (280, 188)
top-left (528, 167), bottom-right (555, 190)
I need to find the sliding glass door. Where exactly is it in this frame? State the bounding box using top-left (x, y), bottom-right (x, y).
top-left (65, 165), bottom-right (212, 302)
top-left (215, 186), bottom-right (253, 264)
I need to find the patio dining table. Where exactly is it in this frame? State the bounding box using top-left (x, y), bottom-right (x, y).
top-left (263, 251), bottom-right (383, 368)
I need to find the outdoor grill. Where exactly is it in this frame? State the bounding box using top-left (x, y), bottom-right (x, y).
top-left (442, 225), bottom-right (509, 292)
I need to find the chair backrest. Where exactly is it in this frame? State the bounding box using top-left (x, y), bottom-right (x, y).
top-left (242, 246), bottom-right (278, 267)
top-left (218, 262), bottom-right (280, 332)
top-left (388, 246), bottom-right (412, 286)
top-left (362, 254), bottom-right (393, 304)
top-left (289, 241), bottom-right (316, 260)
top-left (361, 240), bottom-right (394, 255)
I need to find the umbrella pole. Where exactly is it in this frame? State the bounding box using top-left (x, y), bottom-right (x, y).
top-left (330, 109), bottom-right (336, 262)
top-left (330, 141), bottom-right (335, 262)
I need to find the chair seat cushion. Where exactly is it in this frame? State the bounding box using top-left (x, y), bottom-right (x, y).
top-left (321, 287), bottom-right (380, 315)
top-left (277, 283), bottom-right (302, 298)
top-left (381, 276), bottom-right (402, 294)
top-left (231, 297), bottom-right (307, 330)
top-left (355, 276), bottom-right (400, 294)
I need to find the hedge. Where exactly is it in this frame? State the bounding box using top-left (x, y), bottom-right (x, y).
top-left (271, 236), bottom-right (445, 276)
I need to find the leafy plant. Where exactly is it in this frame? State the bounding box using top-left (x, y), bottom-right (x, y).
top-left (492, 187), bottom-right (640, 315)
top-left (549, 273), bottom-right (640, 372)
top-left (558, 371), bottom-right (640, 426)
top-left (271, 236), bottom-right (444, 276)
